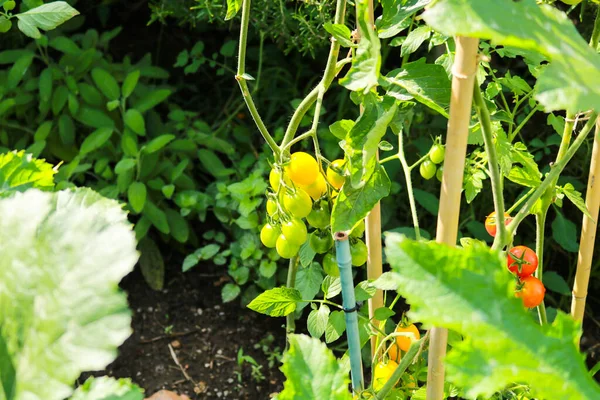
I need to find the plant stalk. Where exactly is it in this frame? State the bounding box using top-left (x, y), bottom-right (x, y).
top-left (373, 337), bottom-right (424, 399)
top-left (572, 120), bottom-right (600, 324)
top-left (285, 256), bottom-right (299, 340)
top-left (398, 128), bottom-right (422, 241)
top-left (235, 0), bottom-right (279, 157)
top-left (473, 87), bottom-right (507, 249)
top-left (427, 36), bottom-right (480, 400)
top-left (534, 212), bottom-right (548, 325)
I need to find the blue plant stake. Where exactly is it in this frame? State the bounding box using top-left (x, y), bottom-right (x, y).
top-left (334, 231), bottom-right (364, 391)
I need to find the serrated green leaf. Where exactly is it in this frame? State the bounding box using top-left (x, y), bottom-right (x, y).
top-left (322, 276), bottom-right (342, 299)
top-left (384, 233), bottom-right (600, 400)
top-left (423, 0), bottom-right (600, 113)
top-left (385, 58), bottom-right (450, 117)
top-left (80, 127), bottom-right (114, 155)
top-left (377, 0), bottom-right (430, 39)
top-left (464, 167), bottom-right (486, 204)
top-left (561, 183), bottom-right (592, 218)
top-left (16, 1), bottom-right (79, 39)
top-left (0, 188), bottom-right (137, 400)
top-left (0, 151), bottom-right (55, 193)
top-left (329, 119), bottom-right (355, 140)
top-left (401, 25), bottom-right (431, 57)
top-left (324, 23), bottom-right (354, 47)
top-left (247, 287), bottom-right (302, 317)
top-left (332, 164), bottom-right (390, 232)
top-left (299, 241), bottom-right (316, 267)
top-left (552, 211), bottom-right (579, 252)
top-left (507, 166), bottom-right (541, 188)
top-left (225, 0), bottom-right (242, 20)
top-left (127, 182), bottom-right (146, 214)
top-left (339, 0), bottom-right (380, 92)
top-left (307, 305), bottom-right (330, 339)
top-left (279, 334), bottom-right (351, 400)
top-left (295, 264), bottom-right (323, 310)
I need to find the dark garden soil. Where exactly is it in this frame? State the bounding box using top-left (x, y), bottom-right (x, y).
top-left (85, 264), bottom-right (285, 400)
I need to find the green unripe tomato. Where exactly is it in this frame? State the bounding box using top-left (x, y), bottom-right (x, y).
top-left (266, 198), bottom-right (277, 216)
top-left (350, 220), bottom-right (365, 238)
top-left (3, 1), bottom-right (15, 11)
top-left (309, 231), bottom-right (333, 254)
top-left (276, 235), bottom-right (300, 259)
top-left (283, 189), bottom-right (312, 219)
top-left (281, 219), bottom-right (308, 245)
top-left (322, 253), bottom-right (339, 277)
top-left (351, 239), bottom-right (368, 267)
top-left (0, 17), bottom-right (12, 33)
top-left (419, 159), bottom-right (436, 180)
top-left (306, 201), bottom-right (330, 229)
top-left (560, 0), bottom-right (582, 4)
top-left (260, 223), bottom-right (280, 248)
top-left (429, 144), bottom-right (445, 164)
top-left (436, 165), bottom-right (444, 182)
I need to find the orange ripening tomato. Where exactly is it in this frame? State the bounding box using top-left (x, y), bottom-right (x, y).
top-left (507, 245), bottom-right (538, 278)
top-left (485, 211), bottom-right (512, 237)
top-left (286, 152), bottom-right (319, 186)
top-left (394, 323), bottom-right (420, 352)
top-left (387, 342), bottom-right (402, 363)
top-left (516, 276), bottom-right (546, 308)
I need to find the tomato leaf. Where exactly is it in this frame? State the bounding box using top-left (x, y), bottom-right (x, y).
top-left (307, 304), bottom-right (330, 339)
top-left (552, 211), bottom-right (579, 253)
top-left (325, 310), bottom-right (346, 343)
top-left (332, 164), bottom-right (391, 233)
top-left (339, 0), bottom-right (380, 93)
top-left (225, 0), bottom-right (242, 21)
top-left (560, 183), bottom-right (592, 219)
top-left (247, 287), bottom-right (303, 317)
top-left (324, 23), bottom-right (354, 48)
top-left (385, 233), bottom-right (600, 399)
top-left (401, 26), bottom-right (431, 57)
top-left (543, 271), bottom-right (571, 296)
top-left (423, 0), bottom-right (600, 113)
top-left (377, 0), bottom-right (430, 39)
top-left (278, 334), bottom-right (351, 400)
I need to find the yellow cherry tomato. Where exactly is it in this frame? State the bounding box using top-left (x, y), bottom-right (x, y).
top-left (286, 152), bottom-right (319, 186)
top-left (394, 323), bottom-right (420, 352)
top-left (373, 360), bottom-right (399, 391)
top-left (283, 189), bottom-right (312, 219)
top-left (300, 173), bottom-right (327, 200)
top-left (266, 198), bottom-right (277, 216)
top-left (327, 159), bottom-right (346, 189)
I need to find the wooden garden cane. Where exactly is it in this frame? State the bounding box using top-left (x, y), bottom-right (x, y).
top-left (360, 0), bottom-right (385, 358)
top-left (571, 119), bottom-right (600, 326)
top-left (426, 36), bottom-right (479, 400)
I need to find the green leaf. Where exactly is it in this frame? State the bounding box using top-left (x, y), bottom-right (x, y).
top-left (225, 0), bottom-right (242, 20)
top-left (543, 271), bottom-right (571, 296)
top-left (16, 1), bottom-right (79, 39)
top-left (385, 58), bottom-right (450, 117)
top-left (332, 164), bottom-right (390, 232)
top-left (374, 307), bottom-right (395, 321)
top-left (464, 167), bottom-right (486, 204)
top-left (295, 264), bottom-right (323, 308)
top-left (80, 127), bottom-right (114, 155)
top-left (377, 0), bottom-right (430, 39)
top-left (91, 68), bottom-right (120, 100)
top-left (122, 70), bottom-right (140, 98)
top-left (322, 276), bottom-right (342, 299)
top-left (77, 107), bottom-right (115, 129)
top-left (71, 377), bottom-right (144, 400)
top-left (355, 280), bottom-right (376, 302)
top-left (0, 188), bottom-right (137, 400)
top-left (279, 334), bottom-right (351, 400)
top-left (329, 120), bottom-right (355, 140)
top-left (307, 304), bottom-right (330, 339)
top-left (324, 23), bottom-right (354, 47)
top-left (143, 200), bottom-right (170, 234)
top-left (342, 95), bottom-right (398, 189)
top-left (325, 310), bottom-right (346, 343)
top-left (7, 53), bottom-right (34, 90)
top-left (0, 99), bottom-right (15, 117)
top-left (401, 26), bottom-right (431, 57)
top-left (134, 89), bottom-right (171, 113)
top-left (413, 188), bottom-right (439, 215)
top-left (165, 208), bottom-right (189, 243)
top-left (39, 67), bottom-right (53, 103)
top-left (299, 240), bottom-right (316, 267)
top-left (124, 109), bottom-right (146, 135)
top-left (247, 287), bottom-right (302, 317)
top-left (198, 149), bottom-right (235, 178)
top-left (339, 0), bottom-right (380, 92)
top-left (422, 0), bottom-right (600, 113)
top-left (0, 151), bottom-right (55, 192)
top-left (222, 283), bottom-right (241, 303)
top-left (384, 233), bottom-right (600, 400)
top-left (561, 183), bottom-right (592, 219)
top-left (143, 134), bottom-right (175, 154)
top-left (58, 114), bottom-right (75, 145)
top-left (0, 331), bottom-right (15, 400)
top-left (139, 237), bottom-right (164, 291)
top-left (48, 36), bottom-right (80, 54)
top-left (552, 211), bottom-right (579, 253)
top-left (114, 158), bottom-right (136, 175)
top-left (507, 167), bottom-right (541, 188)
top-left (127, 182), bottom-right (146, 214)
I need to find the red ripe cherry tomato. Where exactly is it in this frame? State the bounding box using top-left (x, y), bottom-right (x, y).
top-left (507, 245), bottom-right (538, 278)
top-left (485, 212), bottom-right (512, 237)
top-left (516, 276), bottom-right (546, 308)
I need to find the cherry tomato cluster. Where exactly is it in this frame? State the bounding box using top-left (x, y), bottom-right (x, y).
top-left (506, 245), bottom-right (546, 308)
top-left (260, 152), bottom-right (369, 266)
top-left (373, 322), bottom-right (421, 392)
top-left (419, 141), bottom-right (445, 181)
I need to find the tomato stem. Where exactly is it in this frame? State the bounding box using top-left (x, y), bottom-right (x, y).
top-left (394, 124), bottom-right (422, 241)
top-left (534, 212), bottom-right (548, 325)
top-left (284, 256), bottom-right (299, 345)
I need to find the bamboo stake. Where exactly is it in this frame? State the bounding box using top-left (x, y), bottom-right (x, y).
top-left (427, 36), bottom-right (479, 400)
top-left (572, 120), bottom-right (600, 323)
